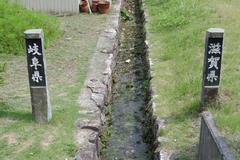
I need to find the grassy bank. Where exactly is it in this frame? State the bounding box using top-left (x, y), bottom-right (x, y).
top-left (0, 63), bottom-right (5, 84)
top-left (145, 0), bottom-right (240, 158)
top-left (0, 0), bottom-right (60, 55)
top-left (0, 14), bottom-right (108, 160)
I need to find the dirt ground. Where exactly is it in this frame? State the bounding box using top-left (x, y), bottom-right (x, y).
top-left (0, 14), bottom-right (108, 111)
top-left (0, 13), bottom-right (108, 160)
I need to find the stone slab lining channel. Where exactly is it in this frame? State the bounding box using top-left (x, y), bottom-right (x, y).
top-left (75, 0), bottom-right (160, 159)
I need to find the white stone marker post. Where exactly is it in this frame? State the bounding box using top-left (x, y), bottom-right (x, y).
top-left (201, 28), bottom-right (224, 109)
top-left (24, 29), bottom-right (52, 123)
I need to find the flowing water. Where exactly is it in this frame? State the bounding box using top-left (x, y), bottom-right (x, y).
top-left (101, 0), bottom-right (151, 159)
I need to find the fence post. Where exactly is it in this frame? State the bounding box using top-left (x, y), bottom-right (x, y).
top-left (24, 29), bottom-right (52, 123)
top-left (201, 28), bottom-right (224, 109)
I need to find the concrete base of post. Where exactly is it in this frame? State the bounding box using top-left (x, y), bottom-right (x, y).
top-left (31, 87), bottom-right (52, 123)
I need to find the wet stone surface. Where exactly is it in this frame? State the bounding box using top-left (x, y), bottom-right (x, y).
top-left (101, 0), bottom-right (151, 159)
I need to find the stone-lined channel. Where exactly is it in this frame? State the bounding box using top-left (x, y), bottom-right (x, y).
top-left (101, 0), bottom-right (151, 159)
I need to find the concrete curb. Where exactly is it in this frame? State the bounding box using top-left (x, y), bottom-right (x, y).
top-left (199, 111), bottom-right (235, 160)
top-left (75, 0), bottom-right (122, 159)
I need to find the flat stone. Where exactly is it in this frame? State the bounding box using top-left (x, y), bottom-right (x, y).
top-left (103, 67), bottom-right (112, 75)
top-left (108, 16), bottom-right (120, 30)
top-left (100, 49), bottom-right (108, 54)
top-left (106, 54), bottom-right (113, 65)
top-left (103, 55), bottom-right (113, 75)
top-left (100, 112), bottom-right (105, 124)
top-left (76, 129), bottom-right (95, 145)
top-left (88, 131), bottom-right (99, 144)
top-left (78, 93), bottom-right (99, 113)
top-left (97, 36), bottom-right (117, 54)
top-left (102, 75), bottom-right (110, 86)
top-left (149, 58), bottom-right (154, 66)
top-left (76, 119), bottom-right (101, 132)
top-left (78, 108), bottom-right (101, 116)
top-left (87, 80), bottom-right (106, 94)
top-left (75, 143), bottom-right (98, 160)
top-left (159, 149), bottom-right (175, 160)
top-left (104, 28), bottom-right (117, 34)
top-left (91, 93), bottom-right (105, 109)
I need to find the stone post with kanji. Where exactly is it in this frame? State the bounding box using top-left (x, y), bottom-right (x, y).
top-left (24, 29), bottom-right (52, 123)
top-left (201, 28), bottom-right (224, 109)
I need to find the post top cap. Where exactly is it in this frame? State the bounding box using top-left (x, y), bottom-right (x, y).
top-left (207, 28), bottom-right (224, 33)
top-left (24, 29), bottom-right (43, 39)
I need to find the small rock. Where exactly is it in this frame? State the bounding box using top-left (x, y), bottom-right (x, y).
top-left (65, 37), bottom-right (72, 40)
top-left (125, 59), bottom-right (131, 63)
top-left (104, 28), bottom-right (116, 34)
top-left (149, 58), bottom-right (154, 66)
top-left (103, 67), bottom-right (111, 75)
top-left (145, 40), bottom-right (149, 46)
top-left (101, 49), bottom-right (108, 53)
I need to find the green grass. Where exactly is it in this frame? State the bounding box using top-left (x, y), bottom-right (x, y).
top-left (0, 14), bottom-right (108, 160)
top-left (0, 0), bottom-right (60, 55)
top-left (0, 63), bottom-right (5, 84)
top-left (145, 0), bottom-right (240, 158)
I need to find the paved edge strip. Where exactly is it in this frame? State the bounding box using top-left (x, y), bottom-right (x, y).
top-left (74, 0), bottom-right (122, 159)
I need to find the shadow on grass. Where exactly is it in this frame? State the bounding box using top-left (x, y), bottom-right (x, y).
top-left (170, 100), bottom-right (201, 124)
top-left (169, 144), bottom-right (199, 160)
top-left (0, 101), bottom-right (32, 122)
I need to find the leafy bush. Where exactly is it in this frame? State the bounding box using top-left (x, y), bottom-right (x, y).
top-left (0, 0), bottom-right (61, 55)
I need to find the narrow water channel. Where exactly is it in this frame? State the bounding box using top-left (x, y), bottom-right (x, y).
top-left (101, 0), bottom-right (151, 159)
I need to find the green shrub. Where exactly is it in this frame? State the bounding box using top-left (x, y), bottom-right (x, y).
top-left (0, 0), bottom-right (61, 55)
